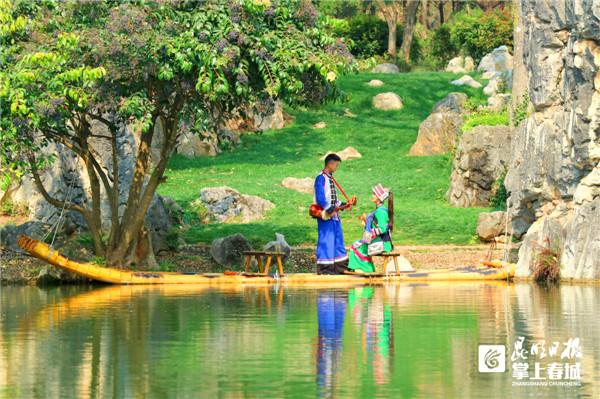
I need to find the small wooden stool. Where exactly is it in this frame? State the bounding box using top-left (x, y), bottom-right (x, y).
top-left (243, 251), bottom-right (286, 276)
top-left (371, 250), bottom-right (412, 275)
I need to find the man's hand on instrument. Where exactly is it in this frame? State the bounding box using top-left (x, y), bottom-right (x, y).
top-left (349, 195), bottom-right (357, 206)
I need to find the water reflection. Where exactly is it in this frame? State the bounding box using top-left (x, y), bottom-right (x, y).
top-left (316, 291), bottom-right (346, 398)
top-left (1, 282), bottom-right (599, 398)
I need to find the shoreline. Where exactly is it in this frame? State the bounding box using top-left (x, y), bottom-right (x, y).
top-left (0, 243), bottom-right (503, 285)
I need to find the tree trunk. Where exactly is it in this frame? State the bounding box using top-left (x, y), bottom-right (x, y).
top-left (400, 0), bottom-right (419, 63)
top-left (387, 20), bottom-right (397, 57)
top-left (438, 1), bottom-right (444, 25)
top-left (420, 0), bottom-right (428, 29)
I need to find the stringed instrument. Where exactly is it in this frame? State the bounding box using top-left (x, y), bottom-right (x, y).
top-left (309, 173), bottom-right (357, 219)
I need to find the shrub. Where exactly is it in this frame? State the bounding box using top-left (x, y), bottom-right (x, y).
top-left (490, 171), bottom-right (508, 210)
top-left (461, 109), bottom-right (509, 133)
top-left (512, 95), bottom-right (530, 127)
top-left (532, 239), bottom-right (561, 284)
top-left (450, 9), bottom-right (513, 61)
top-left (344, 14), bottom-right (393, 58)
top-left (165, 227), bottom-right (181, 251)
top-left (429, 24), bottom-right (459, 68)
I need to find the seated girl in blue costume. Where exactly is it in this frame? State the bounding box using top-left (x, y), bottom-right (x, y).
top-left (348, 184), bottom-right (393, 273)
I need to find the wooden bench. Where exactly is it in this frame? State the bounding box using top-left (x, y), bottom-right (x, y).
top-left (243, 251), bottom-right (286, 276)
top-left (371, 250), bottom-right (414, 275)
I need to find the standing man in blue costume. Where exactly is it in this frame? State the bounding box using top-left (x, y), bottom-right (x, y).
top-left (314, 153), bottom-right (354, 275)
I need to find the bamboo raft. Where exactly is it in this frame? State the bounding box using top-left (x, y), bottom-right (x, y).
top-left (17, 235), bottom-right (515, 285)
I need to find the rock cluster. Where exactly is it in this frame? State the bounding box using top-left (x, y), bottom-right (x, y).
top-left (447, 125), bottom-right (513, 207)
top-left (445, 56), bottom-right (475, 74)
top-left (1, 120), bottom-right (180, 254)
top-left (506, 0), bottom-right (600, 279)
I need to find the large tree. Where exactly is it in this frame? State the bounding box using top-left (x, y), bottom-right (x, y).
top-left (374, 0), bottom-right (402, 57)
top-left (399, 0), bottom-right (419, 62)
top-left (0, 0), bottom-right (352, 266)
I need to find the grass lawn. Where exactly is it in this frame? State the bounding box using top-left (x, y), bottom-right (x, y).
top-left (159, 71), bottom-right (491, 247)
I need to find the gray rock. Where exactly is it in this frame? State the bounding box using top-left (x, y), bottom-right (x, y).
top-left (176, 131), bottom-right (218, 158)
top-left (409, 92), bottom-right (468, 156)
top-left (432, 92), bottom-right (468, 114)
top-left (447, 125), bottom-right (513, 207)
top-left (372, 63), bottom-right (399, 74)
top-left (282, 177), bottom-right (313, 194)
top-left (486, 93), bottom-right (511, 112)
top-left (321, 147), bottom-right (362, 161)
top-left (263, 233), bottom-right (292, 262)
top-left (450, 75), bottom-right (482, 88)
top-left (372, 92), bottom-right (403, 110)
top-left (0, 221), bottom-right (52, 253)
top-left (210, 233), bottom-right (252, 267)
top-left (476, 211), bottom-right (507, 241)
top-left (5, 119), bottom-right (184, 256)
top-left (508, 1), bottom-right (600, 279)
top-left (515, 204), bottom-right (571, 278)
top-left (196, 186), bottom-right (274, 224)
top-left (367, 79), bottom-right (384, 87)
top-left (409, 112), bottom-right (463, 156)
top-left (252, 99), bottom-right (286, 131)
top-left (478, 46), bottom-right (513, 77)
top-left (445, 56), bottom-right (476, 74)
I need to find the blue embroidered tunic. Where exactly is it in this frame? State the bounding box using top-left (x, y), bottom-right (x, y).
top-left (314, 171), bottom-right (348, 265)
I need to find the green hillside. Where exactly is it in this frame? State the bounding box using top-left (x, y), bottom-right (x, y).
top-left (159, 71), bottom-right (489, 247)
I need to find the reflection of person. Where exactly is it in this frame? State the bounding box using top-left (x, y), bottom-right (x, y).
top-left (348, 287), bottom-right (393, 385)
top-left (348, 184), bottom-right (394, 273)
top-left (314, 154), bottom-right (351, 275)
top-left (316, 291), bottom-right (346, 397)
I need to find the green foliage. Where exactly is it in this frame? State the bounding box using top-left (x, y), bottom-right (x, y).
top-left (317, 0), bottom-right (362, 19)
top-left (427, 9), bottom-right (513, 67)
top-left (165, 227), bottom-right (181, 251)
top-left (338, 14), bottom-right (392, 59)
top-left (490, 171), bottom-right (508, 210)
top-left (513, 95), bottom-right (530, 127)
top-left (158, 260), bottom-right (175, 272)
top-left (90, 256), bottom-right (106, 266)
top-left (0, 198), bottom-right (26, 216)
top-left (461, 109), bottom-right (509, 134)
top-left (189, 199), bottom-right (212, 224)
top-left (76, 233), bottom-right (94, 246)
top-left (428, 24), bottom-right (458, 68)
top-left (449, 9), bottom-right (513, 61)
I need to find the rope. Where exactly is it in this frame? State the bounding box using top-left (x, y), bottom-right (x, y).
top-left (45, 177), bottom-right (76, 251)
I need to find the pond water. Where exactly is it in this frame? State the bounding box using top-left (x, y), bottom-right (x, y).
top-left (0, 283), bottom-right (598, 398)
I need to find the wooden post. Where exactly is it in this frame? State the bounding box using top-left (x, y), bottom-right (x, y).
top-left (264, 255), bottom-right (272, 275)
top-left (256, 255), bottom-right (264, 273)
top-left (276, 255), bottom-right (285, 277)
top-left (244, 255), bottom-right (251, 273)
